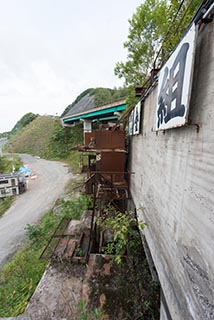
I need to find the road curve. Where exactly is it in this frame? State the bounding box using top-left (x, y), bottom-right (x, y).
top-left (0, 154), bottom-right (74, 270)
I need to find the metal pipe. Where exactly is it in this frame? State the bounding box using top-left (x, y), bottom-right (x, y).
top-left (203, 2), bottom-right (214, 18)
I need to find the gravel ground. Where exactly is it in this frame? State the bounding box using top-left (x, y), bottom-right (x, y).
top-left (0, 154), bottom-right (74, 270)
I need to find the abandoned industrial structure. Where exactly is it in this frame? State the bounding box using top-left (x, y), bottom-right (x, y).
top-left (23, 2), bottom-right (214, 319)
top-left (41, 101), bottom-right (132, 264)
top-left (60, 3), bottom-right (214, 319)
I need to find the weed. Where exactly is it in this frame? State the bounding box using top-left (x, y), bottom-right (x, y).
top-left (0, 193), bottom-right (91, 317)
top-left (25, 224), bottom-right (43, 243)
top-left (76, 247), bottom-right (85, 257)
top-left (0, 197), bottom-right (14, 218)
top-left (58, 194), bottom-right (92, 220)
top-left (0, 246), bottom-right (47, 317)
top-left (97, 207), bottom-right (145, 264)
top-left (77, 299), bottom-right (104, 320)
top-left (0, 154), bottom-right (23, 173)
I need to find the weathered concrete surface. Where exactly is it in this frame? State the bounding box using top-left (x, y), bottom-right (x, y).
top-left (0, 262), bottom-right (86, 320)
top-left (129, 21), bottom-right (214, 320)
top-left (24, 262), bottom-right (86, 320)
top-left (0, 212), bottom-right (159, 319)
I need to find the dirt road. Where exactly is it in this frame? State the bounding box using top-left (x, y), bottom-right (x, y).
top-left (0, 154), bottom-right (74, 270)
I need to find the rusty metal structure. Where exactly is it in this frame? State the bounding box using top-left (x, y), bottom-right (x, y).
top-left (40, 214), bottom-right (92, 263)
top-left (78, 125), bottom-right (130, 200)
top-left (41, 123), bottom-right (132, 262)
top-left (78, 124), bottom-right (132, 259)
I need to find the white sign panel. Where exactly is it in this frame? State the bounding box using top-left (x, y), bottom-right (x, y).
top-left (129, 101), bottom-right (141, 135)
top-left (133, 101), bottom-right (141, 135)
top-left (156, 24), bottom-right (197, 130)
top-left (128, 109), bottom-right (134, 136)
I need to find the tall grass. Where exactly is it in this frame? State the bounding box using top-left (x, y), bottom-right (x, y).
top-left (0, 197), bottom-right (14, 218)
top-left (0, 194), bottom-right (91, 317)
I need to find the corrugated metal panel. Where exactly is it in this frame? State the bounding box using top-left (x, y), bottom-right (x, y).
top-left (63, 104), bottom-right (126, 123)
top-left (84, 130), bottom-right (125, 149)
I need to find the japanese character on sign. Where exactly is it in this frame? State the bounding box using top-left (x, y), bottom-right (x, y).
top-left (157, 43), bottom-right (189, 128)
top-left (133, 101), bottom-right (141, 135)
top-left (156, 24), bottom-right (196, 130)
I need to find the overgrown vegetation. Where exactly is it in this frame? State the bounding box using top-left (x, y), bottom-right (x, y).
top-left (97, 207), bottom-right (145, 264)
top-left (0, 197), bottom-right (14, 218)
top-left (0, 132), bottom-right (9, 138)
top-left (3, 86), bottom-right (129, 173)
top-left (7, 116), bottom-right (58, 158)
top-left (115, 0), bottom-right (200, 87)
top-left (77, 299), bottom-right (104, 320)
top-left (11, 112), bottom-right (39, 133)
top-left (0, 154), bottom-right (23, 173)
top-left (6, 115), bottom-right (83, 172)
top-left (87, 253), bottom-right (160, 320)
top-left (88, 207), bottom-right (160, 320)
top-left (45, 123), bottom-right (83, 163)
top-left (61, 87), bottom-right (129, 117)
top-left (92, 87), bottom-right (129, 107)
top-left (0, 194), bottom-right (91, 317)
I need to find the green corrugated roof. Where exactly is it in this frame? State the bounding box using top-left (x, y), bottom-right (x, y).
top-left (63, 104), bottom-right (126, 123)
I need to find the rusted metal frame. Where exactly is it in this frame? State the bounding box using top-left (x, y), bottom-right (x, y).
top-left (39, 217), bottom-right (70, 260)
top-left (78, 148), bottom-right (126, 153)
top-left (85, 172), bottom-right (96, 183)
top-left (91, 170), bottom-right (134, 186)
top-left (90, 170), bottom-right (134, 175)
top-left (71, 233), bottom-right (85, 261)
top-left (80, 152), bottom-right (97, 173)
top-left (85, 171), bottom-right (134, 258)
top-left (90, 171), bottom-right (129, 182)
top-left (76, 232), bottom-right (84, 249)
top-left (99, 231), bottom-right (104, 253)
top-left (86, 187), bottom-right (97, 261)
top-left (40, 238), bottom-right (58, 260)
top-left (65, 240), bottom-right (77, 262)
top-left (91, 170), bottom-right (134, 200)
top-left (39, 236), bottom-right (59, 260)
top-left (52, 234), bottom-right (77, 260)
top-left (52, 234), bottom-right (76, 238)
top-left (95, 187), bottom-right (129, 201)
top-left (54, 237), bottom-right (71, 260)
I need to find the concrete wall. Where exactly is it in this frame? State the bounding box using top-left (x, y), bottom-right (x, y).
top-left (129, 21), bottom-right (214, 320)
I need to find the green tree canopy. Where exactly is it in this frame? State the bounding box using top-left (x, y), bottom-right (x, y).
top-left (12, 112), bottom-right (39, 132)
top-left (115, 0), bottom-right (200, 87)
top-left (61, 87), bottom-right (129, 117)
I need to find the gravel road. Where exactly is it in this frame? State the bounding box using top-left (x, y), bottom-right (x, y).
top-left (0, 154), bottom-right (74, 270)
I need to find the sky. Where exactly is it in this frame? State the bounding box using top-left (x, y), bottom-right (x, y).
top-left (0, 0), bottom-right (142, 132)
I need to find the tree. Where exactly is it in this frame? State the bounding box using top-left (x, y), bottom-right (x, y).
top-left (12, 112), bottom-right (38, 132)
top-left (61, 87), bottom-right (129, 117)
top-left (115, 0), bottom-right (200, 88)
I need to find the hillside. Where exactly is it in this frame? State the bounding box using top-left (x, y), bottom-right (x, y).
top-left (7, 116), bottom-right (76, 159)
top-left (61, 87), bottom-right (129, 117)
top-left (11, 112), bottom-right (39, 133)
top-left (6, 87), bottom-right (128, 166)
